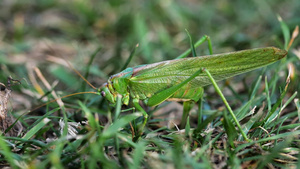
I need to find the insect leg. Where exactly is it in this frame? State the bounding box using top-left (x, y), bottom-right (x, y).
top-left (147, 68), bottom-right (204, 107)
top-left (204, 68), bottom-right (251, 142)
top-left (132, 69), bottom-right (203, 138)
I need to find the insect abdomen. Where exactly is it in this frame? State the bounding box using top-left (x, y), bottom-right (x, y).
top-left (169, 84), bottom-right (204, 102)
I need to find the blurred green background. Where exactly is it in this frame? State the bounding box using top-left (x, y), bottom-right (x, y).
top-left (0, 0), bottom-right (299, 112)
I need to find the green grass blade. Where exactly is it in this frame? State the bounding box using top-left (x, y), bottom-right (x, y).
top-left (242, 107), bottom-right (260, 137)
top-left (257, 138), bottom-right (292, 169)
top-left (194, 111), bottom-right (222, 135)
top-left (226, 82), bottom-right (243, 101)
top-left (176, 35), bottom-right (208, 59)
top-left (0, 135), bottom-right (18, 169)
top-left (264, 76), bottom-right (271, 111)
top-left (172, 137), bottom-right (184, 169)
top-left (4, 137), bottom-right (47, 148)
top-left (78, 101), bottom-right (102, 133)
top-left (102, 113), bottom-right (142, 138)
top-left (194, 132), bottom-right (222, 158)
top-left (263, 86), bottom-right (288, 125)
top-left (185, 29), bottom-right (197, 57)
top-left (185, 116), bottom-right (191, 138)
top-left (121, 44), bottom-right (139, 70)
top-left (278, 15), bottom-right (290, 50)
top-left (128, 141), bottom-right (146, 169)
top-left (249, 75), bottom-right (262, 100)
top-left (222, 110), bottom-right (238, 147)
top-left (22, 118), bottom-right (51, 140)
top-left (49, 141), bottom-right (64, 169)
top-left (61, 108), bottom-right (69, 137)
top-left (114, 95), bottom-right (122, 121)
top-left (234, 130), bottom-right (300, 153)
top-left (295, 99), bottom-right (300, 122)
top-left (28, 107), bottom-right (60, 129)
top-left (181, 101), bottom-right (193, 128)
top-left (197, 96), bottom-right (204, 127)
top-left (235, 101), bottom-right (252, 121)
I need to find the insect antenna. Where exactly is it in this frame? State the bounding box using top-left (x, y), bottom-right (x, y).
top-left (26, 42), bottom-right (102, 114)
top-left (61, 55), bottom-right (97, 90)
top-left (45, 42), bottom-right (98, 90)
top-left (29, 91), bottom-right (98, 113)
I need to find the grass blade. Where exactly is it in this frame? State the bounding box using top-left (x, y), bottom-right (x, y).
top-left (176, 35), bottom-right (208, 59)
top-left (295, 99), bottom-right (300, 122)
top-left (22, 118), bottom-right (51, 140)
top-left (102, 113), bottom-right (142, 138)
top-left (278, 15), bottom-right (290, 50)
top-left (0, 135), bottom-right (18, 168)
top-left (185, 29), bottom-right (197, 57)
top-left (121, 44), bottom-right (139, 70)
top-left (128, 141), bottom-right (146, 169)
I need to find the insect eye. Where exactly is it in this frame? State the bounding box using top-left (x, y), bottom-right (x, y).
top-left (101, 91), bottom-right (106, 97)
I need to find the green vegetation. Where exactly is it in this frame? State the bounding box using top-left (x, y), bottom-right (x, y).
top-left (0, 0), bottom-right (299, 168)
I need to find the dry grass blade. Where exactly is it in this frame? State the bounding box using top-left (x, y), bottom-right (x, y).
top-left (34, 67), bottom-right (64, 108)
top-left (287, 25), bottom-right (299, 50)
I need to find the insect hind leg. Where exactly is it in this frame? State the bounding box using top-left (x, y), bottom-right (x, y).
top-left (176, 35), bottom-right (213, 59)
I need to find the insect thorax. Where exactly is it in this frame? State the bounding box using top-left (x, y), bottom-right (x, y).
top-left (100, 68), bottom-right (134, 105)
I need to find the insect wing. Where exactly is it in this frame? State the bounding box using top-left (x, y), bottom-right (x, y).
top-left (128, 47), bottom-right (287, 99)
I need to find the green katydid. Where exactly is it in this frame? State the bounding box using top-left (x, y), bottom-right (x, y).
top-left (99, 46), bottom-right (287, 140)
top-left (36, 41), bottom-right (287, 141)
top-left (100, 47), bottom-right (287, 106)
